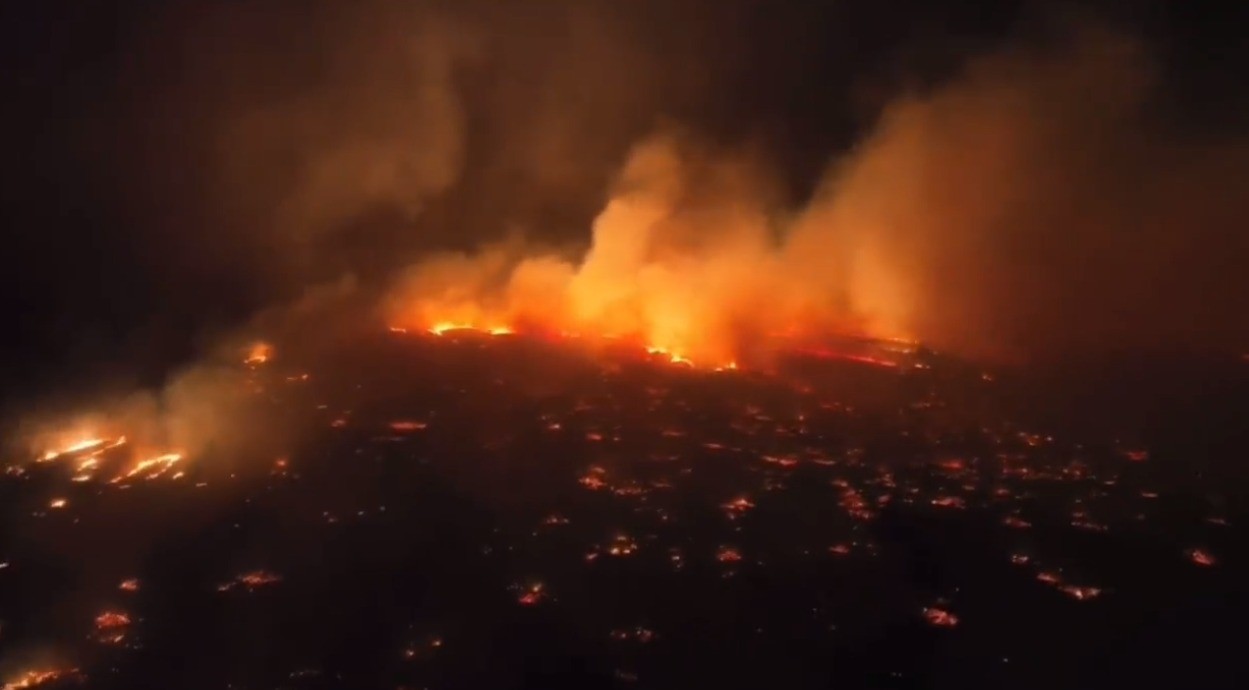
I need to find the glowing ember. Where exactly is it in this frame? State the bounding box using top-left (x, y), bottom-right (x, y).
top-left (119, 578), bottom-right (140, 592)
top-left (389, 420), bottom-right (428, 432)
top-left (922, 607), bottom-right (959, 627)
top-left (1187, 548), bottom-right (1217, 567)
top-left (48, 498), bottom-right (67, 509)
top-left (716, 546), bottom-right (743, 563)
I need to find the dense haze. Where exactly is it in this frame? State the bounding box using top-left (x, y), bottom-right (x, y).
top-left (2, 0), bottom-right (1248, 403)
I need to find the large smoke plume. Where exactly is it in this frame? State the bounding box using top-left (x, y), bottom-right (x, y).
top-left (3, 1), bottom-right (1248, 410)
top-left (385, 21), bottom-right (1249, 363)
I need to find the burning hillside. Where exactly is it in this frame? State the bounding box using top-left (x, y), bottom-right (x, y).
top-left (382, 134), bottom-right (902, 369)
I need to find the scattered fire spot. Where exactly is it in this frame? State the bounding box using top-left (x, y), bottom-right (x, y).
top-left (244, 342), bottom-right (272, 366)
top-left (922, 607), bottom-right (959, 627)
top-left (606, 534), bottom-right (638, 557)
top-left (1059, 585), bottom-right (1102, 601)
top-left (95, 611), bottom-right (130, 629)
top-left (579, 467), bottom-right (608, 490)
top-left (610, 627), bottom-right (656, 643)
top-left (1187, 548), bottom-right (1217, 567)
top-left (762, 455), bottom-right (798, 468)
top-left (218, 570), bottom-right (282, 592)
top-left (516, 582), bottom-right (546, 606)
top-left (721, 496), bottom-right (755, 519)
top-left (931, 495), bottom-right (965, 509)
top-left (94, 610), bottom-right (131, 644)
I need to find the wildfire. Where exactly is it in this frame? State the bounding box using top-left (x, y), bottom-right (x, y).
top-left (38, 436), bottom-right (126, 463)
top-left (112, 452), bottom-right (184, 482)
top-left (39, 438), bottom-right (103, 462)
top-left (424, 322), bottom-right (513, 336)
top-left (30, 433), bottom-right (186, 486)
top-left (244, 341), bottom-right (273, 365)
top-left (2, 669), bottom-right (80, 690)
top-left (645, 346), bottom-right (693, 366)
top-left (373, 121), bottom-right (966, 380)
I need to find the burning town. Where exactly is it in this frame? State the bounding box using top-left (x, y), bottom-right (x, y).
top-left (1, 2), bottom-right (1248, 689)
